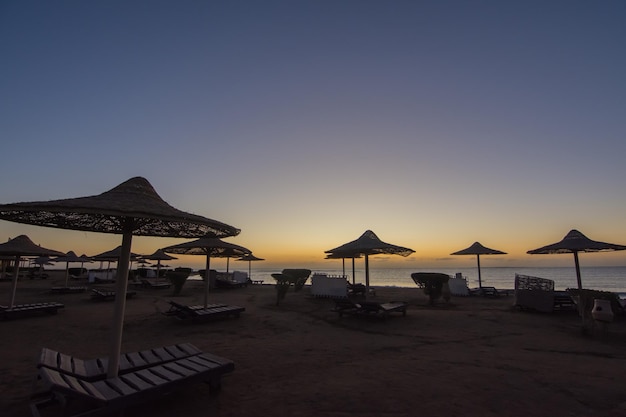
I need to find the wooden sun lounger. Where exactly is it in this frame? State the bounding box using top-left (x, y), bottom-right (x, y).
top-left (333, 299), bottom-right (362, 317)
top-left (90, 288), bottom-right (137, 301)
top-left (164, 300), bottom-right (245, 322)
top-left (215, 277), bottom-right (247, 289)
top-left (360, 301), bottom-right (408, 316)
top-left (50, 286), bottom-right (88, 294)
top-left (0, 302), bottom-right (65, 320)
top-left (333, 299), bottom-right (407, 318)
top-left (141, 279), bottom-right (171, 289)
top-left (31, 352), bottom-right (235, 417)
top-left (346, 282), bottom-right (376, 296)
top-left (473, 286), bottom-right (500, 298)
top-left (37, 343), bottom-right (204, 381)
top-left (163, 301), bottom-right (228, 317)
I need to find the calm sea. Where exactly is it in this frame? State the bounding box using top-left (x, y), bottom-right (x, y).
top-left (198, 266), bottom-right (626, 293)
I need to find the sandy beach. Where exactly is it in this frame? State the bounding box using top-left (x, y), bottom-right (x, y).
top-left (2, 271), bottom-right (626, 417)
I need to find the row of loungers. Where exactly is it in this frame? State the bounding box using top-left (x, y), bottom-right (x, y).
top-left (0, 302), bottom-right (65, 320)
top-left (32, 343), bottom-right (234, 417)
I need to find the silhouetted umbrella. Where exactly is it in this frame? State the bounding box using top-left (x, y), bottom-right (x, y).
top-left (31, 256), bottom-right (54, 266)
top-left (527, 229), bottom-right (626, 290)
top-left (0, 235), bottom-right (64, 308)
top-left (53, 250), bottom-right (85, 287)
top-left (451, 242), bottom-right (507, 288)
top-left (143, 249), bottom-right (178, 281)
top-left (78, 254), bottom-right (93, 271)
top-left (93, 245), bottom-right (140, 277)
top-left (0, 176), bottom-right (239, 377)
top-left (93, 245), bottom-right (140, 262)
top-left (325, 230), bottom-right (414, 296)
top-left (30, 255), bottom-right (54, 278)
top-left (163, 237), bottom-right (250, 308)
top-left (236, 253), bottom-right (265, 282)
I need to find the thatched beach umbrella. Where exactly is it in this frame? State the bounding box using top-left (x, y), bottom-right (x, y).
top-left (325, 230), bottom-right (414, 296)
top-left (528, 229), bottom-right (626, 332)
top-left (0, 177), bottom-right (240, 377)
top-left (236, 253), bottom-right (265, 282)
top-left (31, 255), bottom-right (54, 268)
top-left (93, 245), bottom-right (141, 262)
top-left (31, 255), bottom-right (55, 279)
top-left (0, 235), bottom-right (64, 308)
top-left (93, 245), bottom-right (141, 279)
top-left (163, 237), bottom-right (250, 308)
top-left (527, 229), bottom-right (626, 291)
top-left (143, 249), bottom-right (178, 281)
top-left (53, 250), bottom-right (85, 287)
top-left (78, 254), bottom-right (93, 272)
top-left (451, 242), bottom-right (507, 289)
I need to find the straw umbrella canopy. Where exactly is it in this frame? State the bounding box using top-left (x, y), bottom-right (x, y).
top-left (325, 230), bottom-right (414, 296)
top-left (53, 250), bottom-right (86, 287)
top-left (236, 253), bottom-right (265, 282)
top-left (0, 176), bottom-right (240, 377)
top-left (527, 229), bottom-right (626, 291)
top-left (93, 245), bottom-right (141, 261)
top-left (162, 237), bottom-right (251, 308)
top-left (451, 242), bottom-right (507, 289)
top-left (0, 235), bottom-right (64, 308)
top-left (142, 249), bottom-right (178, 281)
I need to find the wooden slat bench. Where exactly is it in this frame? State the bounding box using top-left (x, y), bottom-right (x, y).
top-left (37, 343), bottom-right (203, 381)
top-left (31, 351), bottom-right (234, 416)
top-left (164, 300), bottom-right (244, 322)
top-left (1, 302), bottom-right (64, 320)
top-left (90, 288), bottom-right (137, 301)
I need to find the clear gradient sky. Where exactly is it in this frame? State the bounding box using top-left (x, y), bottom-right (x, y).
top-left (1, 1), bottom-right (625, 270)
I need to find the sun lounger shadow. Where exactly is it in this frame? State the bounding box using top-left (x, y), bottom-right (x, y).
top-left (1, 302), bottom-right (64, 320)
top-left (164, 300), bottom-right (245, 322)
top-left (31, 346), bottom-right (235, 417)
top-left (333, 299), bottom-right (407, 318)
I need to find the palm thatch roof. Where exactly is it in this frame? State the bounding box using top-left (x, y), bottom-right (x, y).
top-left (163, 237), bottom-right (250, 257)
top-left (0, 177), bottom-right (240, 238)
top-left (0, 235), bottom-right (64, 257)
top-left (451, 242), bottom-right (506, 256)
top-left (325, 230), bottom-right (414, 257)
top-left (527, 229), bottom-right (626, 254)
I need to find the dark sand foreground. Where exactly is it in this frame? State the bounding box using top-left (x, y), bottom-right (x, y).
top-left (1, 271), bottom-right (626, 417)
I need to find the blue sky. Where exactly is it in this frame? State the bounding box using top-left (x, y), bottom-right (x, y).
top-left (1, 0), bottom-right (625, 269)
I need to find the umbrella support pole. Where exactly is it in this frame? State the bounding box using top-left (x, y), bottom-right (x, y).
top-left (9, 254), bottom-right (20, 308)
top-left (476, 255), bottom-right (482, 289)
top-left (107, 230), bottom-right (133, 378)
top-left (204, 255), bottom-right (211, 309)
top-left (364, 255), bottom-right (370, 299)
